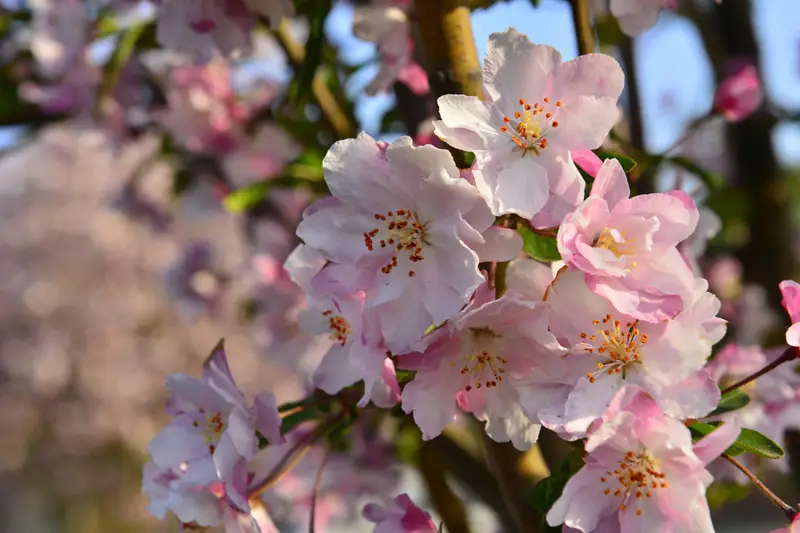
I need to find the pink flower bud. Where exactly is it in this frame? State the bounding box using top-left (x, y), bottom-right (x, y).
top-left (714, 62), bottom-right (762, 122)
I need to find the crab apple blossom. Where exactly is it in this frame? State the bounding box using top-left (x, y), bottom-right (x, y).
top-left (522, 268), bottom-right (724, 437)
top-left (143, 462), bottom-right (279, 533)
top-left (610, 0), bottom-right (676, 36)
top-left (352, 1), bottom-right (429, 96)
top-left (287, 253), bottom-right (401, 408)
top-left (400, 287), bottom-right (566, 450)
top-left (296, 133), bottom-right (519, 351)
top-left (363, 494), bottom-right (438, 533)
top-left (714, 60), bottom-right (763, 123)
top-left (780, 280), bottom-right (800, 347)
top-left (146, 341), bottom-right (284, 512)
top-left (156, 0), bottom-right (256, 60)
top-left (547, 392), bottom-right (739, 533)
top-left (434, 28), bottom-right (624, 223)
top-left (558, 158), bottom-right (699, 321)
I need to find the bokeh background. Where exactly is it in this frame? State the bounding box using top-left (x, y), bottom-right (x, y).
top-left (0, 1), bottom-right (799, 532)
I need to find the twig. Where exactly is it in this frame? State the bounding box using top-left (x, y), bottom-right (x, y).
top-left (569, 0), bottom-right (594, 56)
top-left (723, 454), bottom-right (796, 520)
top-left (273, 20), bottom-right (353, 139)
top-left (618, 36), bottom-right (650, 192)
top-left (249, 413), bottom-right (343, 498)
top-left (721, 347), bottom-right (798, 396)
top-left (418, 440), bottom-right (472, 533)
top-left (481, 435), bottom-right (537, 533)
top-left (308, 448), bottom-right (330, 533)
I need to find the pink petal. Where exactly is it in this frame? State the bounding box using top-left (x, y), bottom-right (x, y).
top-left (473, 226), bottom-right (523, 261)
top-left (590, 158), bottom-right (630, 208)
top-left (692, 419), bottom-right (742, 466)
top-left (571, 148), bottom-right (603, 178)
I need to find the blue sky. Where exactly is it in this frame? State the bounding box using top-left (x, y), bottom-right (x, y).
top-left (326, 0), bottom-right (800, 165)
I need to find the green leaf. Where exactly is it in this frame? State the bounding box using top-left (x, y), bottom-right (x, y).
top-left (518, 225), bottom-right (561, 262)
top-left (732, 428), bottom-right (784, 459)
top-left (223, 181), bottom-right (271, 213)
top-left (709, 389), bottom-right (750, 417)
top-left (665, 155), bottom-right (724, 190)
top-left (689, 422), bottom-right (784, 459)
top-left (531, 445), bottom-right (584, 529)
top-left (288, 0), bottom-right (331, 105)
top-left (593, 149), bottom-right (637, 173)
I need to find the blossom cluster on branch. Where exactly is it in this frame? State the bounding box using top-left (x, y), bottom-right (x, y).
top-left (139, 25), bottom-right (797, 533)
top-left (0, 0), bottom-right (788, 532)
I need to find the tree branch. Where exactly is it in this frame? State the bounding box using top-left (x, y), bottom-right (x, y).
top-left (569, 0), bottom-right (594, 56)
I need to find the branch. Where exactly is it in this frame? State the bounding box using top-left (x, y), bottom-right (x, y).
top-left (721, 347), bottom-right (798, 395)
top-left (482, 435), bottom-right (541, 533)
top-left (273, 20), bottom-right (354, 139)
top-left (618, 36), bottom-right (651, 192)
top-left (723, 454), bottom-right (797, 521)
top-left (413, 0), bottom-right (483, 99)
top-left (569, 0), bottom-right (594, 56)
top-left (419, 440), bottom-right (472, 533)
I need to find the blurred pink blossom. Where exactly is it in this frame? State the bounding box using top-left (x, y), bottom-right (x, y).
top-left (714, 61), bottom-right (763, 122)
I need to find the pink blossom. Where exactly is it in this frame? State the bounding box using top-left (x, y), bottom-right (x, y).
top-left (714, 61), bottom-right (763, 123)
top-left (289, 257), bottom-right (401, 408)
top-left (296, 133), bottom-right (517, 351)
top-left (353, 2), bottom-right (429, 96)
top-left (156, 60), bottom-right (250, 154)
top-left (680, 207), bottom-right (721, 275)
top-left (401, 288), bottom-right (566, 450)
top-left (558, 158), bottom-right (699, 321)
top-left (143, 462), bottom-right (279, 533)
top-left (146, 341), bottom-right (284, 512)
top-left (771, 515), bottom-right (800, 533)
top-left (155, 0), bottom-right (256, 59)
top-left (521, 269), bottom-right (724, 437)
top-left (222, 124), bottom-right (301, 187)
top-left (163, 242), bottom-right (225, 318)
top-left (547, 392), bottom-right (738, 533)
top-left (780, 280), bottom-right (800, 347)
top-left (434, 28), bottom-right (623, 224)
top-left (610, 0), bottom-right (676, 36)
top-left (29, 0), bottom-right (88, 78)
top-left (363, 494), bottom-right (438, 533)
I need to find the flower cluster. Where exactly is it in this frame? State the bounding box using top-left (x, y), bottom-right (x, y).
top-left (138, 22), bottom-right (795, 533)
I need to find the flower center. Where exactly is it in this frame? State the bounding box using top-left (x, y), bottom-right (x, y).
top-left (601, 450), bottom-right (668, 515)
top-left (579, 314), bottom-right (647, 382)
top-left (498, 96), bottom-right (563, 155)
top-left (594, 227), bottom-right (637, 261)
top-left (322, 310), bottom-right (351, 345)
top-left (363, 209), bottom-right (427, 278)
top-left (192, 408), bottom-right (226, 454)
top-left (455, 328), bottom-right (507, 392)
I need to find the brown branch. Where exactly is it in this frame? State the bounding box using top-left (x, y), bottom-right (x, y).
top-left (482, 435), bottom-right (540, 533)
top-left (722, 347), bottom-right (798, 395)
top-left (308, 448), bottom-right (330, 533)
top-left (569, 0), bottom-right (595, 56)
top-left (274, 20), bottom-right (354, 139)
top-left (419, 440), bottom-right (472, 533)
top-left (618, 36), bottom-right (650, 192)
top-left (426, 435), bottom-right (521, 533)
top-left (413, 0), bottom-right (483, 99)
top-left (723, 454), bottom-right (796, 520)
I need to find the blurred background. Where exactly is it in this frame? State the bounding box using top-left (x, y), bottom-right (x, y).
top-left (0, 0), bottom-right (799, 532)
